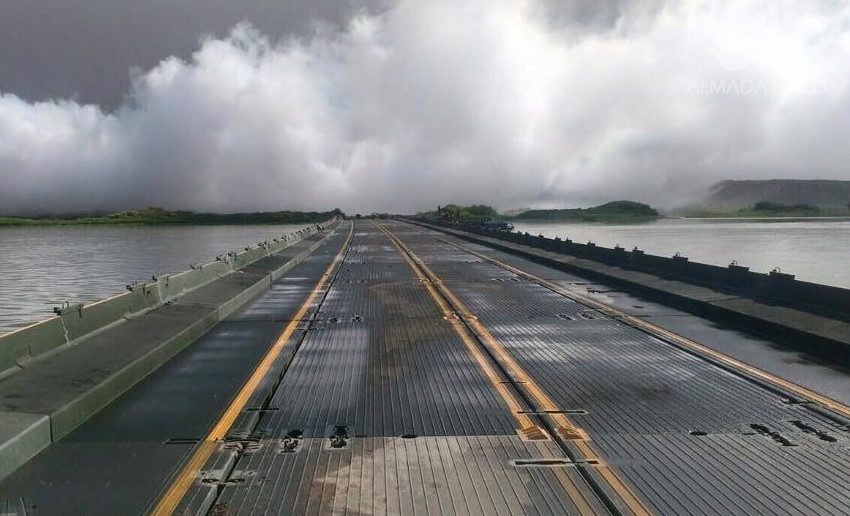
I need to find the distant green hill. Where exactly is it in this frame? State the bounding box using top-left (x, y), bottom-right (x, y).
top-left (512, 201), bottom-right (659, 222)
top-left (0, 207), bottom-right (343, 227)
top-left (739, 201), bottom-right (822, 217)
top-left (693, 180), bottom-right (850, 213)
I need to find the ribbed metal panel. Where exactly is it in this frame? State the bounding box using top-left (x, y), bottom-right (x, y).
top-left (0, 497), bottom-right (26, 515)
top-left (259, 318), bottom-right (520, 438)
top-left (213, 436), bottom-right (603, 516)
top-left (596, 433), bottom-right (850, 515)
top-left (200, 224), bottom-right (606, 514)
top-left (0, 224), bottom-right (353, 514)
top-left (393, 221), bottom-right (850, 516)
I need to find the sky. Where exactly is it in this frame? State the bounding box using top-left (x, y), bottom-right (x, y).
top-left (1, 0), bottom-right (849, 215)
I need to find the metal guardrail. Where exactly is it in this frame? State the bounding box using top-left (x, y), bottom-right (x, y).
top-left (412, 217), bottom-right (850, 324)
top-left (0, 218), bottom-right (339, 379)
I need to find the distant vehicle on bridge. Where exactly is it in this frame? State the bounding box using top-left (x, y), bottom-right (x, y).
top-left (474, 217), bottom-right (514, 232)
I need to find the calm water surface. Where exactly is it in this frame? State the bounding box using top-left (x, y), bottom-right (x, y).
top-left (0, 224), bottom-right (308, 335)
top-left (512, 218), bottom-right (850, 289)
top-left (3, 219), bottom-right (849, 336)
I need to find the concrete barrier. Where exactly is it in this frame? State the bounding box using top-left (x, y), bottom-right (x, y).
top-left (417, 218), bottom-right (850, 323)
top-left (407, 218), bottom-right (850, 365)
top-left (0, 220), bottom-right (335, 380)
top-left (0, 218), bottom-right (341, 480)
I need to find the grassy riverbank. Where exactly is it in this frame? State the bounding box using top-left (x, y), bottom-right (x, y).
top-left (511, 201), bottom-right (660, 223)
top-left (680, 202), bottom-right (850, 219)
top-left (421, 201), bottom-right (661, 224)
top-left (0, 207), bottom-right (343, 227)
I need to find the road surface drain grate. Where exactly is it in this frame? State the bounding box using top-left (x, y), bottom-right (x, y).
top-left (163, 437), bottom-right (200, 445)
top-left (400, 434), bottom-right (418, 439)
top-left (689, 430), bottom-right (708, 436)
top-left (202, 471), bottom-right (255, 485)
top-left (750, 424), bottom-right (796, 447)
top-left (510, 459), bottom-right (600, 468)
top-left (790, 420), bottom-right (837, 442)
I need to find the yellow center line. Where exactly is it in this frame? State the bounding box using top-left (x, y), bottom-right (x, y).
top-left (435, 232), bottom-right (850, 421)
top-left (374, 222), bottom-right (541, 437)
top-left (150, 221), bottom-right (353, 515)
top-left (376, 222), bottom-right (623, 516)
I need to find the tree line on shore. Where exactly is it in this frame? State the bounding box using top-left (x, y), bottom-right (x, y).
top-left (0, 207), bottom-right (344, 226)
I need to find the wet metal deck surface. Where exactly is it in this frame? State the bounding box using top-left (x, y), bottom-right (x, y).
top-left (391, 223), bottom-right (850, 515)
top-left (3, 220), bottom-right (850, 515)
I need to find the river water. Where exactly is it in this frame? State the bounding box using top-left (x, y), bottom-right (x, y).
top-left (0, 224), bottom-right (308, 335)
top-left (2, 219), bottom-right (849, 336)
top-left (512, 218), bottom-right (850, 289)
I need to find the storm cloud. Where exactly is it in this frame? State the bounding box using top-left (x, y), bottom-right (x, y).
top-left (1, 0), bottom-right (849, 215)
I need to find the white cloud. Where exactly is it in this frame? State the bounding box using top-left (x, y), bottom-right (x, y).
top-left (1, 0), bottom-right (849, 214)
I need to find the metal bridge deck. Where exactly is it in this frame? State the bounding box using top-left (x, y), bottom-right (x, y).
top-left (1, 219), bottom-right (849, 515)
top-left (392, 223), bottom-right (850, 515)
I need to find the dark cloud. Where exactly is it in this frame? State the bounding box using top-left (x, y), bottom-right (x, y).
top-left (534, 0), bottom-right (665, 32)
top-left (0, 0), bottom-right (386, 110)
top-left (0, 0), bottom-right (848, 215)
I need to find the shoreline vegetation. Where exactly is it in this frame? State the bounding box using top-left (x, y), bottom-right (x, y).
top-left (421, 201), bottom-right (661, 224)
top-left (678, 202), bottom-right (850, 219)
top-left (512, 201), bottom-right (659, 222)
top-left (422, 200), bottom-right (850, 225)
top-left (4, 200), bottom-right (847, 228)
top-left (0, 207), bottom-right (344, 227)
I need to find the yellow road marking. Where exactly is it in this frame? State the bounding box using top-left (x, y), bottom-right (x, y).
top-left (374, 223), bottom-right (542, 438)
top-left (435, 232), bottom-right (850, 421)
top-left (377, 222), bottom-right (630, 516)
top-left (151, 222), bottom-right (353, 515)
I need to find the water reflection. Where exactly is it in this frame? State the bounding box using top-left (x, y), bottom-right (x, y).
top-left (512, 219), bottom-right (850, 289)
top-left (0, 224), bottom-right (308, 335)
